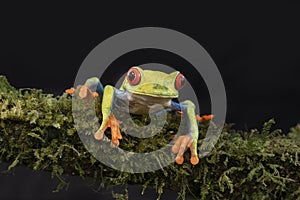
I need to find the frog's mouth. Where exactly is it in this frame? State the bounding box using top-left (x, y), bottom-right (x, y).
top-left (125, 83), bottom-right (178, 98)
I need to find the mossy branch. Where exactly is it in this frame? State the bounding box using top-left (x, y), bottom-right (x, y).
top-left (0, 75), bottom-right (300, 199)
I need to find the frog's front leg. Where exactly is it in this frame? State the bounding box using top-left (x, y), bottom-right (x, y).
top-left (94, 85), bottom-right (122, 146)
top-left (170, 100), bottom-right (199, 165)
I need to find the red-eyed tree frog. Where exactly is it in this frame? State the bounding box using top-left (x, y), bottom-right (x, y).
top-left (66, 66), bottom-right (212, 165)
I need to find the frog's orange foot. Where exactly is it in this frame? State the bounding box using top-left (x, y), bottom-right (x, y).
top-left (177, 111), bottom-right (183, 115)
top-left (76, 85), bottom-right (99, 104)
top-left (66, 85), bottom-right (99, 98)
top-left (94, 114), bottom-right (122, 146)
top-left (107, 114), bottom-right (122, 146)
top-left (92, 92), bottom-right (99, 97)
top-left (65, 87), bottom-right (76, 95)
top-left (196, 114), bottom-right (214, 122)
top-left (172, 135), bottom-right (197, 165)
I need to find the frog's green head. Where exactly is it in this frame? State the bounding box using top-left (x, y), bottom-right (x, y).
top-left (121, 66), bottom-right (186, 98)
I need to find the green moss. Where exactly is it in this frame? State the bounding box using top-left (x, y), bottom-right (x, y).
top-left (0, 76), bottom-right (299, 199)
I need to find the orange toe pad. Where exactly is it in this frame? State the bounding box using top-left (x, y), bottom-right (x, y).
top-left (94, 114), bottom-right (122, 146)
top-left (65, 87), bottom-right (75, 95)
top-left (190, 156), bottom-right (199, 165)
top-left (176, 156), bottom-right (184, 165)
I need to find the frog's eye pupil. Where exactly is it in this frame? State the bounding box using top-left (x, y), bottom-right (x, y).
top-left (127, 67), bottom-right (141, 85)
top-left (175, 73), bottom-right (186, 90)
top-left (128, 72), bottom-right (135, 81)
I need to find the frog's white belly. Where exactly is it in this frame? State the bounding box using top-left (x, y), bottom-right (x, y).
top-left (127, 93), bottom-right (172, 115)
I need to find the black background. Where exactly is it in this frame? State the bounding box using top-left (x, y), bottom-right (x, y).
top-left (0, 2), bottom-right (299, 199)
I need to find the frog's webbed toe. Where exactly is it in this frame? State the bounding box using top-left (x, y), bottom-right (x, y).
top-left (94, 114), bottom-right (122, 146)
top-left (196, 114), bottom-right (214, 122)
top-left (79, 85), bottom-right (99, 99)
top-left (65, 87), bottom-right (76, 95)
top-left (172, 135), bottom-right (199, 165)
top-left (94, 124), bottom-right (107, 140)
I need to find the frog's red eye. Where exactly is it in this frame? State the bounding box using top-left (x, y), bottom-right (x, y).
top-left (127, 67), bottom-right (141, 86)
top-left (175, 73), bottom-right (186, 90)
